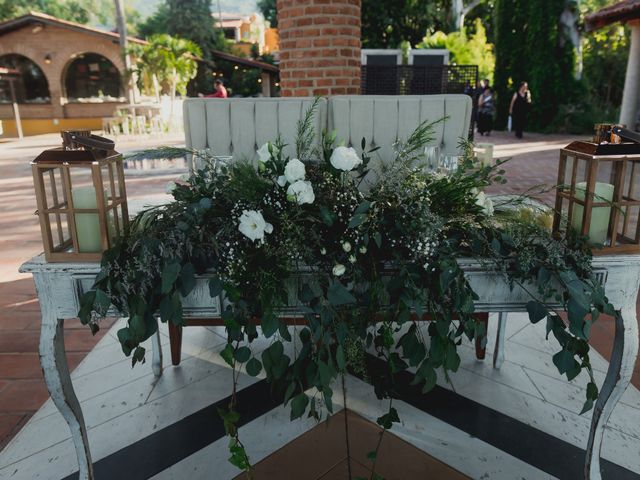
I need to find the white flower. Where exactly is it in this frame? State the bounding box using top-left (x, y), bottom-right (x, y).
top-left (287, 180), bottom-right (315, 205)
top-left (165, 181), bottom-right (177, 194)
top-left (330, 146), bottom-right (363, 171)
top-left (333, 264), bottom-right (346, 276)
top-left (359, 245), bottom-right (367, 254)
top-left (238, 210), bottom-right (273, 243)
top-left (342, 241), bottom-right (352, 252)
top-left (277, 175), bottom-right (287, 187)
top-left (475, 191), bottom-right (494, 216)
top-left (257, 143), bottom-right (271, 163)
top-left (349, 255), bottom-right (356, 263)
top-left (284, 158), bottom-right (306, 183)
top-left (320, 247), bottom-right (327, 255)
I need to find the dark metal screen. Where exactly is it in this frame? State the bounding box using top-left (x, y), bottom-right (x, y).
top-left (361, 65), bottom-right (478, 95)
top-left (361, 65), bottom-right (479, 138)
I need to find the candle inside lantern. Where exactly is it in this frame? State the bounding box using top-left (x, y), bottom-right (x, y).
top-left (72, 186), bottom-right (108, 253)
top-left (570, 182), bottom-right (614, 245)
top-left (475, 143), bottom-right (493, 167)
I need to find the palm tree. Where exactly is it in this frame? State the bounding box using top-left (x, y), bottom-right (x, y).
top-left (128, 34), bottom-right (202, 121)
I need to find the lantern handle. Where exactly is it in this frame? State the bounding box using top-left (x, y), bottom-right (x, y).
top-left (63, 131), bottom-right (115, 152)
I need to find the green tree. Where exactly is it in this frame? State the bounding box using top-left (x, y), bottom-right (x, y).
top-left (137, 3), bottom-right (170, 38)
top-left (128, 33), bottom-right (201, 100)
top-left (362, 0), bottom-right (451, 48)
top-left (257, 0), bottom-right (277, 27)
top-left (0, 0), bottom-right (89, 23)
top-left (493, 0), bottom-right (528, 128)
top-left (418, 19), bottom-right (495, 82)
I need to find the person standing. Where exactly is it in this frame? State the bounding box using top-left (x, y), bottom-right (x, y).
top-left (205, 79), bottom-right (228, 98)
top-left (477, 85), bottom-right (495, 136)
top-left (509, 81), bottom-right (531, 139)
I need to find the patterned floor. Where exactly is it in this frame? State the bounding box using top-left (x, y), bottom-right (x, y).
top-left (0, 314), bottom-right (639, 479)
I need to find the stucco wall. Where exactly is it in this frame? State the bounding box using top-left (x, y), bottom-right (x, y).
top-left (0, 23), bottom-right (126, 120)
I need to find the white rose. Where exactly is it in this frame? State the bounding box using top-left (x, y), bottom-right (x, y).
top-left (330, 146), bottom-right (363, 171)
top-left (342, 241), bottom-right (352, 252)
top-left (277, 175), bottom-right (287, 187)
top-left (333, 264), bottom-right (346, 276)
top-left (256, 143), bottom-right (271, 163)
top-left (320, 247), bottom-right (327, 255)
top-left (475, 191), bottom-right (494, 216)
top-left (165, 181), bottom-right (177, 194)
top-left (359, 245), bottom-right (367, 254)
top-left (349, 254), bottom-right (356, 263)
top-left (287, 180), bottom-right (315, 205)
top-left (284, 158), bottom-right (306, 183)
top-left (238, 210), bottom-right (273, 243)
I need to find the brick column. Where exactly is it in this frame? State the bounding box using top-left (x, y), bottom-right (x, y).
top-left (277, 0), bottom-right (361, 97)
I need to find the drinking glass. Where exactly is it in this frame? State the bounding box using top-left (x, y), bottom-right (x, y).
top-left (423, 145), bottom-right (441, 172)
top-left (441, 154), bottom-right (459, 175)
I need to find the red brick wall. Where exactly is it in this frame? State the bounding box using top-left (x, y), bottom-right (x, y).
top-left (277, 0), bottom-right (361, 97)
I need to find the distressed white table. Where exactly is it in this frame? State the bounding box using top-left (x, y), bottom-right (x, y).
top-left (19, 254), bottom-right (640, 480)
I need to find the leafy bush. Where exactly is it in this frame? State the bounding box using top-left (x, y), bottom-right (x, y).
top-left (417, 19), bottom-right (495, 82)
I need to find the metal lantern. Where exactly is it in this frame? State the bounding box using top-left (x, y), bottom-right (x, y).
top-left (32, 131), bottom-right (128, 262)
top-left (553, 139), bottom-right (640, 254)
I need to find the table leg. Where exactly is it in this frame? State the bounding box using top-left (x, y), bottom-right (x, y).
top-left (152, 321), bottom-right (163, 377)
top-left (168, 322), bottom-right (183, 366)
top-left (493, 312), bottom-right (507, 369)
top-left (39, 316), bottom-right (93, 479)
top-left (475, 313), bottom-right (488, 360)
top-left (584, 306), bottom-right (639, 479)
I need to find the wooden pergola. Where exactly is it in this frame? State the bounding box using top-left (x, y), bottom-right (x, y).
top-left (586, 0), bottom-right (640, 129)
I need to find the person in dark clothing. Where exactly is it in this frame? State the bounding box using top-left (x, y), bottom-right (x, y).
top-left (509, 81), bottom-right (532, 139)
top-left (477, 86), bottom-right (495, 136)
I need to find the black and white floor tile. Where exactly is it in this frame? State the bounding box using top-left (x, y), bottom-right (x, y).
top-left (1, 314), bottom-right (639, 480)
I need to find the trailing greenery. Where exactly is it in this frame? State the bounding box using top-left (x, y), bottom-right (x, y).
top-left (80, 102), bottom-right (615, 475)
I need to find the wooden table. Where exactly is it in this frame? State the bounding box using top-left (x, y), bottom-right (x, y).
top-left (19, 254), bottom-right (640, 480)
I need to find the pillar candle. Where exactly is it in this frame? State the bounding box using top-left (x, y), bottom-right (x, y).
top-left (72, 187), bottom-right (108, 253)
top-left (475, 143), bottom-right (493, 167)
top-left (570, 182), bottom-right (614, 245)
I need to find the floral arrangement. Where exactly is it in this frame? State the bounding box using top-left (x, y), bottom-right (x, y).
top-left (80, 99), bottom-right (616, 476)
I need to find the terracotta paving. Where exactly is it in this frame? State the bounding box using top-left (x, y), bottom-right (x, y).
top-left (0, 130), bottom-right (638, 451)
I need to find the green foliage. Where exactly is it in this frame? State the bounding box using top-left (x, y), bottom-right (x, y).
top-left (361, 0), bottom-right (452, 48)
top-left (0, 0), bottom-right (89, 23)
top-left (257, 0), bottom-right (277, 28)
top-left (493, 0), bottom-right (527, 127)
top-left (418, 19), bottom-right (495, 82)
top-left (137, 2), bottom-right (171, 38)
top-left (81, 102), bottom-right (612, 474)
top-left (128, 34), bottom-right (201, 98)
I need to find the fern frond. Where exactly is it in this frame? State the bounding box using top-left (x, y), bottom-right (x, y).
top-left (295, 96), bottom-right (321, 160)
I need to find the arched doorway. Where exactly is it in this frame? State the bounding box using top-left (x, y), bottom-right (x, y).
top-left (0, 54), bottom-right (50, 103)
top-left (64, 53), bottom-right (122, 102)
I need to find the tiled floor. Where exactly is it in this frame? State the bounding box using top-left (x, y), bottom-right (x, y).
top-left (1, 315), bottom-right (638, 479)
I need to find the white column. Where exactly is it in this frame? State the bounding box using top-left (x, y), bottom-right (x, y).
top-left (261, 72), bottom-right (271, 97)
top-left (619, 21), bottom-right (640, 129)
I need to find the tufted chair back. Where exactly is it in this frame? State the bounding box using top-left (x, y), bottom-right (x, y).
top-left (183, 95), bottom-right (472, 169)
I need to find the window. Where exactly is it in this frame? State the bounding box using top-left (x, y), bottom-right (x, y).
top-left (0, 54), bottom-right (50, 104)
top-left (64, 53), bottom-right (122, 102)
